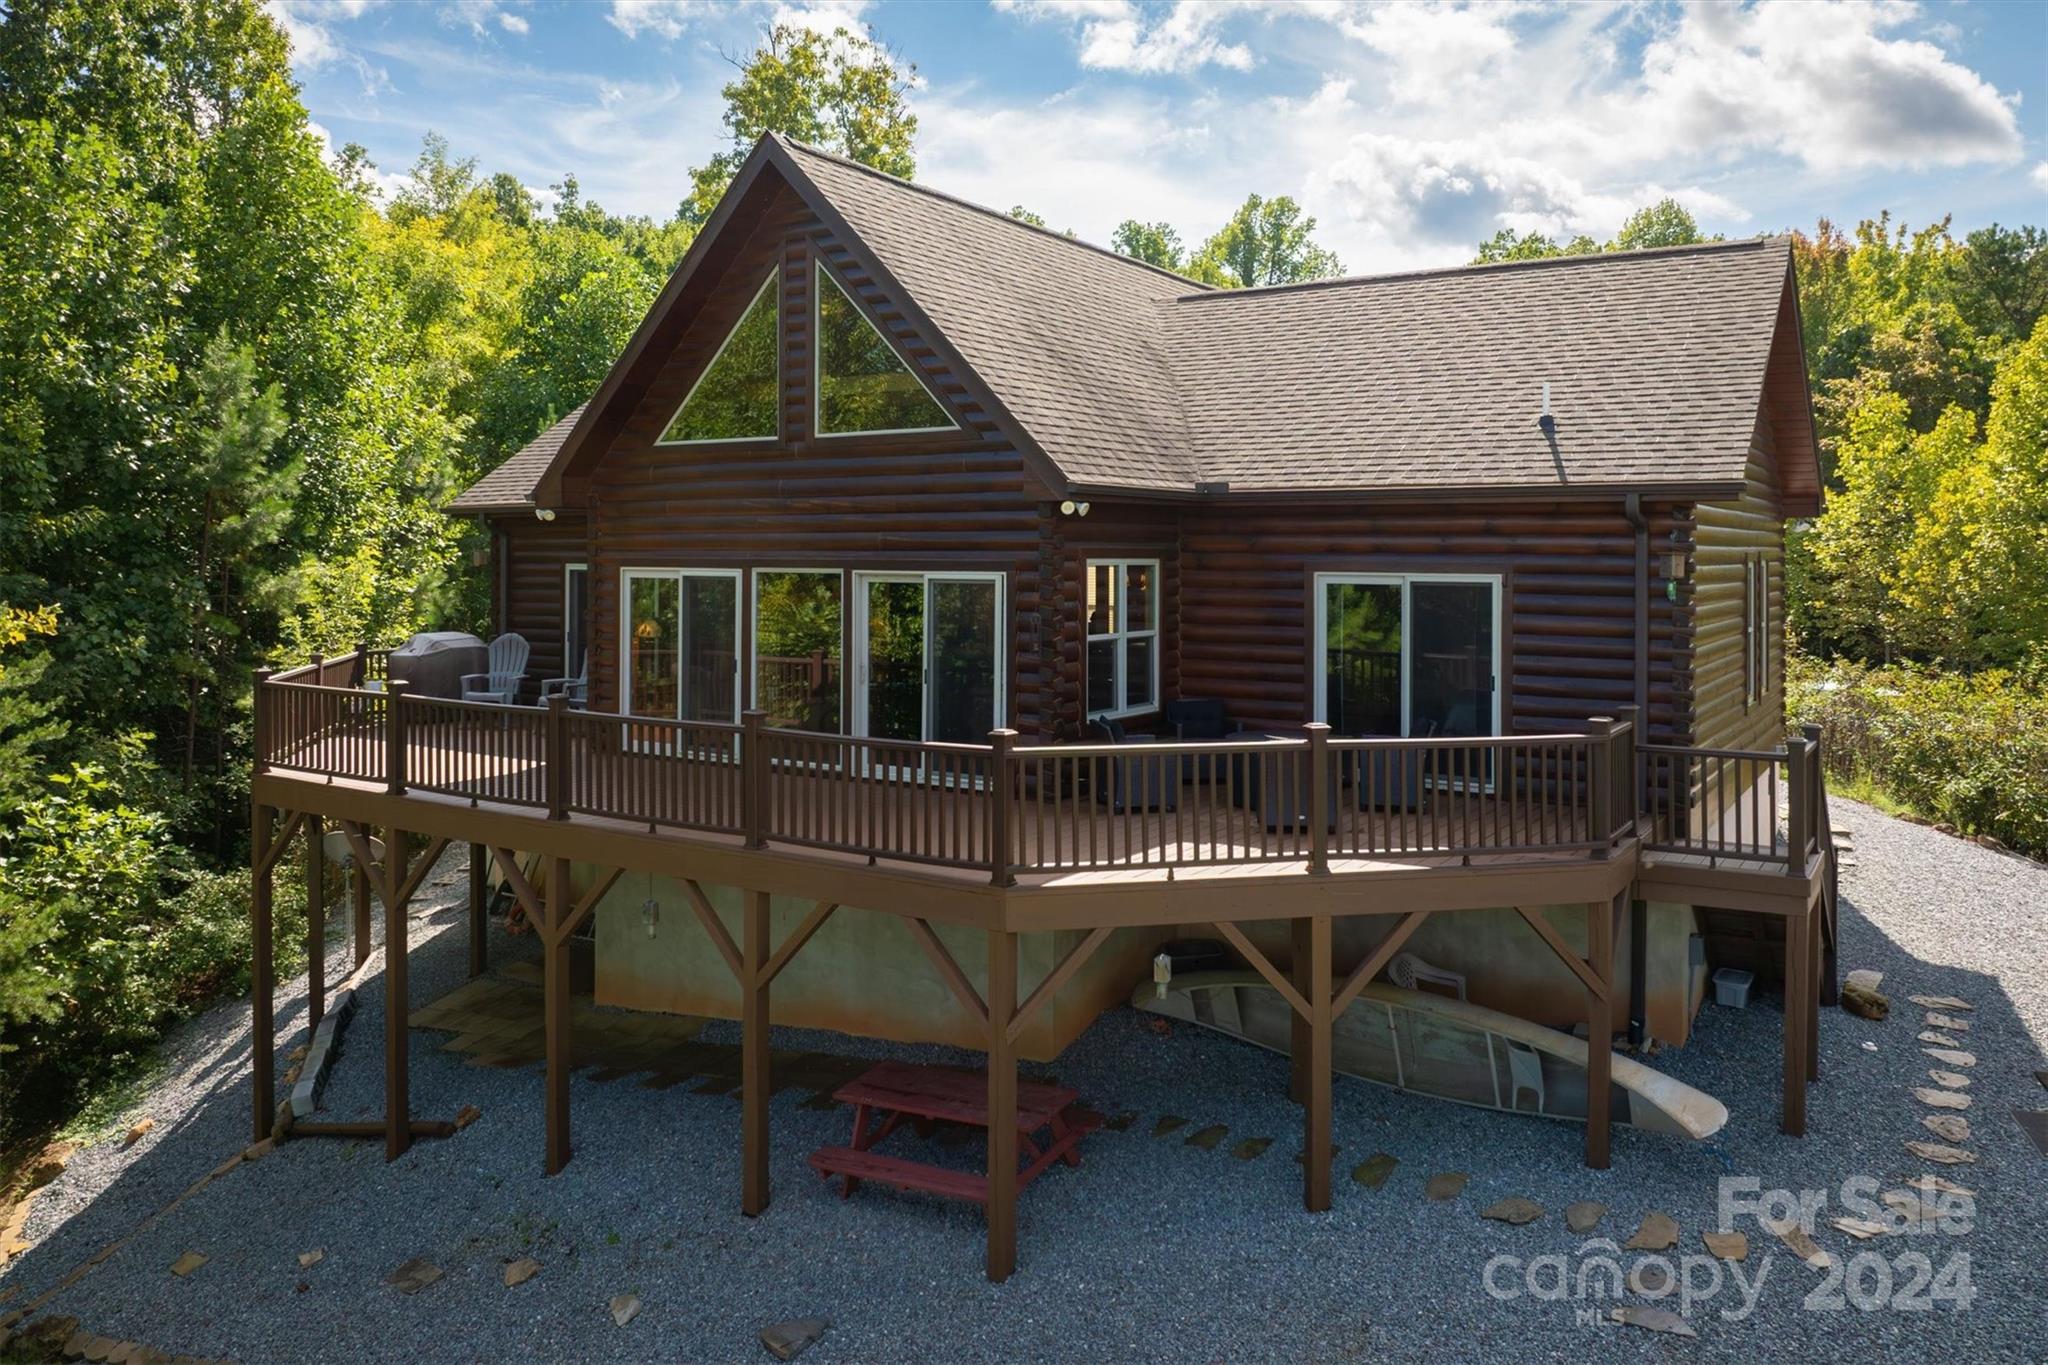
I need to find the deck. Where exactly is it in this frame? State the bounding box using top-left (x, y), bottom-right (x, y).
top-left (246, 652), bottom-right (1834, 1283)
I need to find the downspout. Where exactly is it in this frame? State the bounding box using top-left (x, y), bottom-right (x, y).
top-left (1623, 494), bottom-right (1650, 1047)
top-left (493, 520), bottom-right (510, 636)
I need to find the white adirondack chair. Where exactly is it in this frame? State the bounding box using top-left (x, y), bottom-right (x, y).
top-left (461, 633), bottom-right (530, 704)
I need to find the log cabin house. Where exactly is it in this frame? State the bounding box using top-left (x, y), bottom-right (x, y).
top-left (248, 134), bottom-right (1836, 1281)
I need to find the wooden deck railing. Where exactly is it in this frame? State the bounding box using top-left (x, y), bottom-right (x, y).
top-left (255, 658), bottom-right (1818, 884)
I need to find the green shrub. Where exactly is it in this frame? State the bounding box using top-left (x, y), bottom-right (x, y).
top-left (1790, 652), bottom-right (2048, 856)
top-left (0, 753), bottom-right (305, 1143)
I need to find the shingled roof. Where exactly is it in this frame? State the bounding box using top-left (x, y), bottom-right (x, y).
top-left (449, 403), bottom-right (585, 512)
top-left (454, 135), bottom-right (1813, 512)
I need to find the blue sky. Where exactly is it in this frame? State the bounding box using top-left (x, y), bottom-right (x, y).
top-left (278, 0), bottom-right (2046, 273)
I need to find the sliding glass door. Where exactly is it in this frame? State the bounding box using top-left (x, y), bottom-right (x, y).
top-left (854, 573), bottom-right (1003, 746)
top-left (1315, 574), bottom-right (1499, 740)
top-left (622, 569), bottom-right (741, 727)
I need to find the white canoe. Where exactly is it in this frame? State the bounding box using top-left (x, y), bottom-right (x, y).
top-left (1134, 971), bottom-right (1728, 1141)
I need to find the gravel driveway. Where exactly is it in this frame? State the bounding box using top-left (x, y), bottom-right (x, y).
top-left (3, 799), bottom-right (2043, 1362)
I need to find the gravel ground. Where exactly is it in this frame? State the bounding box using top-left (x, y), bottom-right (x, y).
top-left (3, 800), bottom-right (2044, 1362)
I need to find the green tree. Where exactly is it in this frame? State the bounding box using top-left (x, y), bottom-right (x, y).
top-left (1608, 198), bottom-right (1708, 250)
top-left (681, 24), bottom-right (916, 226)
top-left (1189, 194), bottom-right (1343, 289)
top-left (1472, 227), bottom-right (1598, 262)
top-left (1008, 205), bottom-right (1047, 228)
top-left (1112, 220), bottom-right (1185, 271)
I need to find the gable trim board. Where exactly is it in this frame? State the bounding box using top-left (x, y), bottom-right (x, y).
top-left (455, 132), bottom-right (1820, 518)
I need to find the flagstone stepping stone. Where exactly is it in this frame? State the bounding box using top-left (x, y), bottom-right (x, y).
top-left (1480, 1197), bottom-right (1543, 1225)
top-left (1921, 1114), bottom-right (1970, 1143)
top-left (503, 1258), bottom-right (540, 1287)
top-left (1918, 1030), bottom-right (1961, 1047)
top-left (1923, 1048), bottom-right (1976, 1068)
top-left (1905, 1175), bottom-right (1973, 1199)
top-left (387, 1258), bottom-right (442, 1295)
top-left (1761, 1217), bottom-right (1830, 1270)
top-left (1924, 1012), bottom-right (1971, 1033)
top-left (1151, 1115), bottom-right (1187, 1138)
top-left (1881, 1190), bottom-right (1943, 1227)
top-left (1183, 1124), bottom-right (1228, 1151)
top-left (297, 1249), bottom-right (324, 1269)
top-left (1831, 1215), bottom-right (1891, 1240)
top-left (1914, 1087), bottom-right (1971, 1111)
top-left (1627, 1261), bottom-right (1672, 1295)
top-left (1231, 1137), bottom-right (1273, 1161)
top-left (1609, 1305), bottom-right (1695, 1338)
top-left (1701, 1230), bottom-right (1747, 1261)
top-left (1930, 1069), bottom-right (1972, 1089)
top-left (760, 1317), bottom-right (830, 1361)
top-left (1909, 995), bottom-right (1971, 1012)
top-left (1624, 1211), bottom-right (1678, 1250)
top-left (1351, 1153), bottom-right (1397, 1189)
top-left (454, 1105), bottom-right (482, 1129)
top-left (1424, 1172), bottom-right (1468, 1201)
top-left (1565, 1201), bottom-right (1606, 1234)
top-left (1904, 1140), bottom-right (1976, 1164)
top-left (610, 1294), bottom-right (641, 1327)
top-left (169, 1252), bottom-right (207, 1278)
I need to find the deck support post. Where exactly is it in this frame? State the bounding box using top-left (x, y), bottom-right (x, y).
top-left (250, 800), bottom-right (275, 1145)
top-left (351, 842), bottom-right (373, 969)
top-left (305, 813), bottom-right (325, 1036)
top-left (1304, 914), bottom-right (1333, 1213)
top-left (544, 855), bottom-right (572, 1175)
top-left (986, 929), bottom-right (1019, 1283)
top-left (1288, 918), bottom-right (1312, 1105)
top-left (741, 889), bottom-right (771, 1216)
top-left (1584, 896), bottom-right (1617, 1170)
top-left (1807, 897), bottom-right (1822, 1086)
top-left (1781, 904), bottom-right (1809, 1136)
top-left (384, 828), bottom-right (412, 1162)
top-left (467, 843), bottom-right (488, 979)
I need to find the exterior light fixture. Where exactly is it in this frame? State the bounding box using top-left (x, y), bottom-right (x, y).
top-left (1153, 951), bottom-right (1172, 999)
top-left (1058, 500), bottom-right (1092, 517)
top-left (642, 897), bottom-right (660, 939)
top-left (534, 506), bottom-right (557, 522)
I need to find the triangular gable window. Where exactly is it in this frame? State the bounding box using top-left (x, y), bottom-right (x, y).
top-left (659, 273), bottom-right (779, 445)
top-left (815, 263), bottom-right (954, 436)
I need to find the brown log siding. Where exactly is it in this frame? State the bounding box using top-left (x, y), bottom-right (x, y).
top-left (573, 185), bottom-right (1056, 734)
top-left (1173, 501), bottom-right (1692, 743)
top-left (493, 512), bottom-right (588, 703)
top-left (1688, 413), bottom-right (1787, 751)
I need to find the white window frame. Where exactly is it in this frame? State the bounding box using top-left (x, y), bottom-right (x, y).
top-left (848, 570), bottom-right (1006, 743)
top-left (1744, 554), bottom-right (1760, 707)
top-left (563, 562), bottom-right (588, 678)
top-left (654, 272), bottom-right (779, 447)
top-left (748, 566), bottom-right (846, 732)
top-left (1084, 558), bottom-right (1161, 720)
top-left (813, 261), bottom-right (956, 439)
top-left (1311, 571), bottom-right (1503, 741)
top-left (618, 567), bottom-right (743, 724)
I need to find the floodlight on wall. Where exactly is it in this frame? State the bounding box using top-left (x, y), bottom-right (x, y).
top-left (642, 896), bottom-right (660, 940)
top-left (534, 506), bottom-right (557, 522)
top-left (1058, 500), bottom-right (1092, 518)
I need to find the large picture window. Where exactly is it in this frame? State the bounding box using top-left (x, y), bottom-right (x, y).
top-left (658, 274), bottom-right (778, 445)
top-left (563, 563), bottom-right (588, 678)
top-left (815, 262), bottom-right (954, 436)
top-left (1085, 560), bottom-right (1159, 719)
top-left (753, 570), bottom-right (843, 732)
top-left (852, 572), bottom-right (1004, 744)
top-left (1314, 573), bottom-right (1499, 741)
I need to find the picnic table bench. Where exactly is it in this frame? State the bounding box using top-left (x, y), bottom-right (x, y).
top-left (807, 1060), bottom-right (1100, 1206)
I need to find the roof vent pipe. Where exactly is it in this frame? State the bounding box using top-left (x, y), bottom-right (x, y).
top-left (1538, 382), bottom-right (1555, 434)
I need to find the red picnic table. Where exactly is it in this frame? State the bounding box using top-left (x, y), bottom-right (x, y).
top-left (807, 1060), bottom-right (1100, 1206)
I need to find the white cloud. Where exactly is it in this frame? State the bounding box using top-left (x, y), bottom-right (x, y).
top-left (608, 0), bottom-right (869, 41)
top-left (2032, 162), bottom-right (2048, 193)
top-left (266, 0), bottom-right (388, 92)
top-left (499, 11), bottom-right (529, 34)
top-left (1329, 1), bottom-right (1524, 105)
top-left (441, 1), bottom-right (529, 39)
top-left (993, 0), bottom-right (1255, 75)
top-left (1633, 0), bottom-right (2023, 171)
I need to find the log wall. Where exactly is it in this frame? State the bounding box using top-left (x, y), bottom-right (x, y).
top-left (493, 512), bottom-right (588, 703)
top-left (1689, 413), bottom-right (1787, 752)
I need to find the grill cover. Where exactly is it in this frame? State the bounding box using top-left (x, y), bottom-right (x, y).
top-left (386, 631), bottom-right (488, 699)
